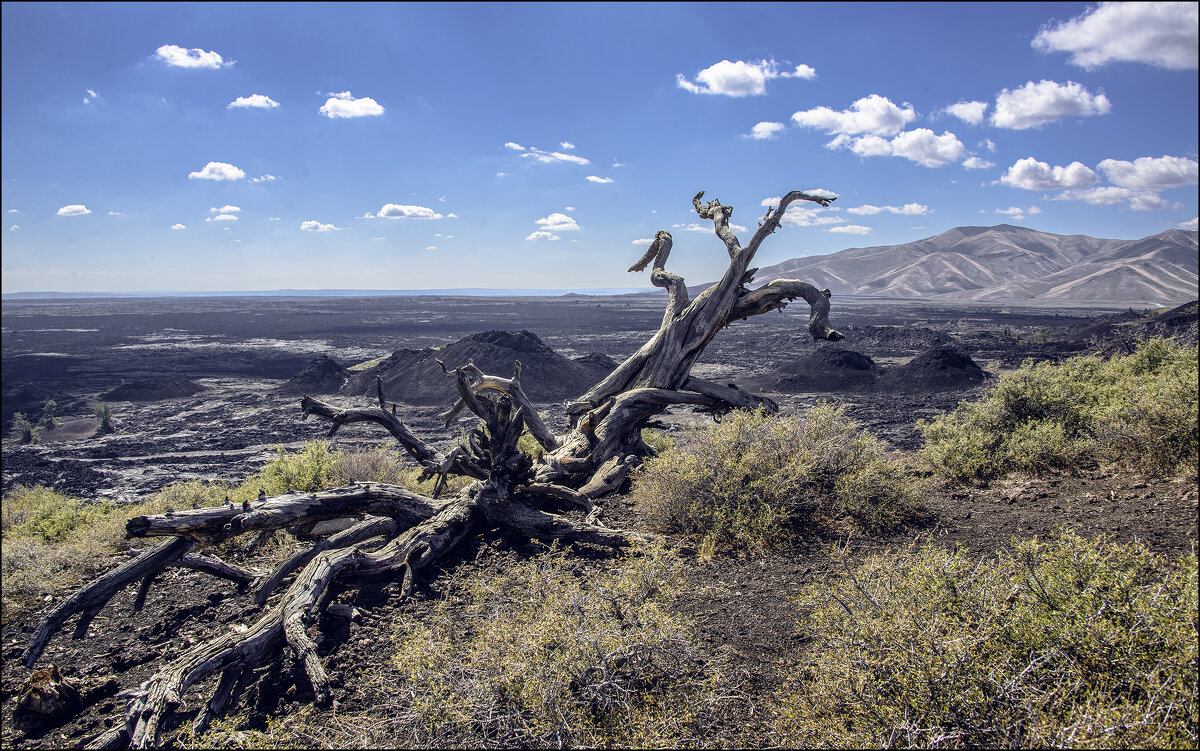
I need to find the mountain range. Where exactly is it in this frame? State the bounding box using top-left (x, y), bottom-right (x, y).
top-left (752, 225), bottom-right (1198, 305)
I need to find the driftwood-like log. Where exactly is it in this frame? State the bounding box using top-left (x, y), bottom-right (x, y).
top-left (26, 188), bottom-right (842, 748)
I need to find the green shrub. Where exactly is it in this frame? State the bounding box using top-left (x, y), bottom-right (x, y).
top-left (630, 405), bottom-right (921, 555)
top-left (93, 402), bottom-right (114, 433)
top-left (389, 543), bottom-right (744, 748)
top-left (774, 531), bottom-right (1199, 748)
top-left (11, 412), bottom-right (41, 444)
top-left (919, 337), bottom-right (1198, 483)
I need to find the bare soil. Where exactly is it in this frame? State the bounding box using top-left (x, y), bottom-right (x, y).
top-left (1, 294), bottom-right (1196, 748)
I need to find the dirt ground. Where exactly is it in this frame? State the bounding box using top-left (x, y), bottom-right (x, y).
top-left (1, 293), bottom-right (1196, 748)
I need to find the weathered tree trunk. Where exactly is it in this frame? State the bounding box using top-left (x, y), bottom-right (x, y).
top-left (22, 188), bottom-right (843, 748)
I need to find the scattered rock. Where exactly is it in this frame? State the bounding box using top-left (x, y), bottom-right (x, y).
top-left (15, 664), bottom-right (81, 730)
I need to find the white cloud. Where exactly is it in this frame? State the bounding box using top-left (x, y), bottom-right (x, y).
top-left (831, 128), bottom-right (966, 167)
top-left (228, 94), bottom-right (279, 109)
top-left (846, 203), bottom-right (931, 216)
top-left (1096, 155), bottom-right (1199, 190)
top-left (526, 231), bottom-right (560, 241)
top-left (1000, 157), bottom-right (1100, 190)
top-left (962, 156), bottom-right (996, 169)
top-left (586, 175), bottom-right (614, 183)
top-left (300, 220), bottom-right (343, 231)
top-left (747, 121), bottom-right (786, 140)
top-left (673, 221), bottom-right (750, 233)
top-left (319, 91), bottom-right (384, 118)
top-left (6, 209), bottom-right (18, 213)
top-left (944, 100), bottom-right (988, 125)
top-left (210, 205), bottom-right (242, 214)
top-left (1033, 1), bottom-right (1198, 70)
top-left (425, 245), bottom-right (437, 250)
top-left (980, 139), bottom-right (997, 152)
top-left (792, 94), bottom-right (917, 137)
top-left (521, 148), bottom-right (590, 165)
top-left (536, 213), bottom-right (580, 231)
top-left (1128, 194), bottom-right (1172, 211)
top-left (83, 88), bottom-right (99, 105)
top-left (371, 236), bottom-right (387, 241)
top-left (107, 210), bottom-right (123, 216)
top-left (251, 174), bottom-right (279, 183)
top-left (496, 172), bottom-right (509, 178)
top-left (155, 44), bottom-right (231, 69)
top-left (676, 58), bottom-right (815, 97)
top-left (503, 142), bottom-right (525, 151)
top-left (206, 214), bottom-right (238, 222)
top-left (1051, 186), bottom-right (1171, 210)
top-left (1179, 217), bottom-right (1199, 230)
top-left (377, 204), bottom-right (443, 219)
top-left (889, 129), bottom-right (968, 167)
top-left (268, 217), bottom-right (280, 221)
top-left (188, 161), bottom-right (245, 181)
top-left (633, 238), bottom-right (656, 245)
top-left (559, 141), bottom-right (575, 150)
top-left (10, 225), bottom-right (19, 230)
top-left (56, 204), bottom-right (91, 216)
top-left (827, 225), bottom-right (872, 234)
top-left (994, 206), bottom-right (1042, 221)
top-left (990, 80), bottom-right (1112, 129)
top-left (170, 223), bottom-right (186, 230)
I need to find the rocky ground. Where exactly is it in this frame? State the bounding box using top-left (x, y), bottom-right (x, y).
top-left (1, 294), bottom-right (1196, 747)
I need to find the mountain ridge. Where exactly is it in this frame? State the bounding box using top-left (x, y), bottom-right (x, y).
top-left (752, 225), bottom-right (1198, 304)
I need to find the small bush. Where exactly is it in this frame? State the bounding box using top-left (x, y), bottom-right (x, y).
top-left (919, 337), bottom-right (1198, 483)
top-left (630, 405), bottom-right (921, 555)
top-left (93, 402), bottom-right (114, 433)
top-left (774, 531), bottom-right (1199, 748)
top-left (11, 412), bottom-right (41, 444)
top-left (389, 543), bottom-right (745, 748)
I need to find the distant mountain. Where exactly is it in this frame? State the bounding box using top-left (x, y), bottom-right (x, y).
top-left (753, 225), bottom-right (1198, 304)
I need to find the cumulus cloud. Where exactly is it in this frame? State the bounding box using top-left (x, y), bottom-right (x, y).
top-left (673, 221), bottom-right (750, 233)
top-left (676, 58), bottom-right (815, 97)
top-left (504, 142), bottom-right (525, 151)
top-left (962, 156), bottom-right (996, 169)
top-left (536, 213), bottom-right (580, 231)
top-left (980, 139), bottom-right (997, 152)
top-left (251, 174), bottom-right (279, 183)
top-left (944, 100), bottom-right (988, 125)
top-left (526, 231), bottom-right (560, 241)
top-left (792, 94), bottom-right (917, 137)
top-left (1000, 157), bottom-right (1100, 190)
top-left (206, 214), bottom-right (238, 222)
top-left (6, 209), bottom-right (18, 213)
top-left (170, 223), bottom-right (186, 230)
top-left (210, 205), bottom-right (241, 214)
top-left (228, 94), bottom-right (279, 109)
top-left (1053, 186), bottom-right (1173, 211)
top-left (319, 91), bottom-right (384, 118)
top-left (990, 80), bottom-right (1111, 129)
top-left (994, 205), bottom-right (1042, 221)
top-left (1033, 2), bottom-right (1198, 70)
top-left (155, 44), bottom-right (231, 69)
top-left (830, 128), bottom-right (966, 167)
top-left (827, 224), bottom-right (872, 234)
top-left (83, 88), bottom-right (99, 105)
top-left (559, 141), bottom-right (575, 150)
top-left (1179, 217), bottom-right (1199, 230)
top-left (300, 220), bottom-right (342, 231)
top-left (56, 204), bottom-right (91, 216)
top-left (107, 210), bottom-right (123, 216)
top-left (1096, 155), bottom-right (1199, 190)
top-left (746, 121), bottom-right (786, 140)
top-left (188, 161), bottom-right (245, 181)
top-left (846, 203), bottom-right (931, 216)
top-left (377, 204), bottom-right (444, 219)
top-left (586, 175), bottom-right (613, 183)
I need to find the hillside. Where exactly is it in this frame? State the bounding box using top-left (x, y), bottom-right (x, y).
top-left (754, 225), bottom-right (1198, 304)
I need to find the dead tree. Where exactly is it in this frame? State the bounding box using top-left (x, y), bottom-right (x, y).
top-left (21, 189), bottom-right (842, 749)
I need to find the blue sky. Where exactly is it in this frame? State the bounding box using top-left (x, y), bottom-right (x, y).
top-left (2, 1), bottom-right (1197, 293)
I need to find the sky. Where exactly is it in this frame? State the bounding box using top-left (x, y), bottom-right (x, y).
top-left (1, 1), bottom-right (1197, 294)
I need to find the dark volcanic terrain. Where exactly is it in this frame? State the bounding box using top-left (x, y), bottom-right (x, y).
top-left (2, 293), bottom-right (1197, 748)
